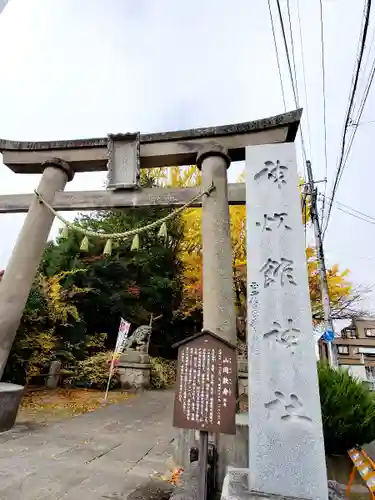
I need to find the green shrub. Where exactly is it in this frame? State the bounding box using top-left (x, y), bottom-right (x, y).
top-left (150, 357), bottom-right (176, 389)
top-left (318, 362), bottom-right (375, 455)
top-left (74, 351), bottom-right (120, 390)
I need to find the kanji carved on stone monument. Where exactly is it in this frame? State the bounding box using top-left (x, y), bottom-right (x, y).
top-left (246, 143), bottom-right (328, 500)
top-left (263, 318), bottom-right (300, 353)
top-left (254, 160), bottom-right (288, 188)
top-left (255, 212), bottom-right (292, 232)
top-left (264, 391), bottom-right (312, 423)
top-left (260, 257), bottom-right (297, 288)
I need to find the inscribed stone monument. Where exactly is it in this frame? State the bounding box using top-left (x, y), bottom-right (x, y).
top-left (107, 133), bottom-right (140, 190)
top-left (246, 143), bottom-right (328, 499)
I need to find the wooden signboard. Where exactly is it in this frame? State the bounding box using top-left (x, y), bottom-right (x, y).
top-left (173, 330), bottom-right (237, 435)
top-left (348, 447), bottom-right (375, 498)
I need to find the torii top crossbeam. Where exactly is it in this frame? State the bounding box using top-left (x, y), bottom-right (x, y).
top-left (0, 110), bottom-right (301, 174)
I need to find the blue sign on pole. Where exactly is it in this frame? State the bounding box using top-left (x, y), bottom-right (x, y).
top-left (321, 329), bottom-right (335, 343)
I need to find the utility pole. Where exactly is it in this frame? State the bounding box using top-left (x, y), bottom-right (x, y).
top-left (306, 160), bottom-right (336, 367)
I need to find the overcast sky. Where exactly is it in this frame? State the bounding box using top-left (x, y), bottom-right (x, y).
top-left (0, 0), bottom-right (374, 316)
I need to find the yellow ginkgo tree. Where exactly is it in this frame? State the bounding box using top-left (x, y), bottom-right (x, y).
top-left (159, 165), bottom-right (362, 331)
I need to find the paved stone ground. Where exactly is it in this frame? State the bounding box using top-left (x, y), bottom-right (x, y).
top-left (0, 390), bottom-right (176, 500)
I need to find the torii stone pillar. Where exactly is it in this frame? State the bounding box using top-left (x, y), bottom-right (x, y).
top-left (197, 144), bottom-right (237, 344)
top-left (175, 146), bottom-right (238, 485)
top-left (0, 158), bottom-right (74, 380)
top-left (173, 145), bottom-right (237, 482)
top-left (198, 146), bottom-right (237, 486)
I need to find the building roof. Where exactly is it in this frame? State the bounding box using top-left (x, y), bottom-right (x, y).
top-left (172, 329), bottom-right (236, 349)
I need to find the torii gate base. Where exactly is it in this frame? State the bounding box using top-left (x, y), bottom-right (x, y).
top-left (0, 112), bottom-right (302, 491)
top-left (0, 382), bottom-right (23, 432)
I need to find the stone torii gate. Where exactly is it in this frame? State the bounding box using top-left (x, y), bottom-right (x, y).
top-left (0, 109), bottom-right (301, 381)
top-left (0, 110), bottom-right (328, 499)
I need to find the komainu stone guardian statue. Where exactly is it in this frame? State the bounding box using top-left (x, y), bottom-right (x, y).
top-left (123, 325), bottom-right (151, 352)
top-left (117, 324), bottom-right (152, 391)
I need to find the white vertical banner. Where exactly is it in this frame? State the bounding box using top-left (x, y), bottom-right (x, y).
top-left (246, 143), bottom-right (328, 499)
top-left (104, 318), bottom-right (131, 401)
top-left (114, 318), bottom-right (131, 356)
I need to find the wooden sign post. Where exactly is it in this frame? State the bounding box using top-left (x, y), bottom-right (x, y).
top-left (173, 330), bottom-right (237, 500)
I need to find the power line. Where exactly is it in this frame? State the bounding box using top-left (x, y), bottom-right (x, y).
top-left (346, 1), bottom-right (370, 119)
top-left (296, 0), bottom-right (312, 157)
top-left (336, 206), bottom-right (375, 225)
top-left (329, 1), bottom-right (369, 194)
top-left (323, 0), bottom-right (372, 234)
top-left (323, 0), bottom-right (373, 238)
top-left (359, 21), bottom-right (375, 89)
top-left (268, 0), bottom-right (287, 111)
top-left (339, 53), bottom-right (375, 175)
top-left (276, 0), bottom-right (299, 106)
top-left (333, 0), bottom-right (372, 188)
top-left (323, 0), bottom-right (373, 234)
top-left (275, 0), bottom-right (308, 165)
top-left (336, 201), bottom-right (375, 222)
top-left (319, 0), bottom-right (329, 223)
top-left (322, 5), bottom-right (367, 229)
top-left (319, 192), bottom-right (375, 224)
top-left (350, 118), bottom-right (375, 125)
top-left (286, 0), bottom-right (300, 105)
top-left (320, 192), bottom-right (375, 220)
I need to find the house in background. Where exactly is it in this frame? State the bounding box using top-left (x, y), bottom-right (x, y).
top-left (334, 318), bottom-right (375, 390)
top-left (334, 317), bottom-right (375, 388)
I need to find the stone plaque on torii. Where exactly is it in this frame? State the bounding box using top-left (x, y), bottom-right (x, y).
top-left (0, 110), bottom-right (328, 498)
